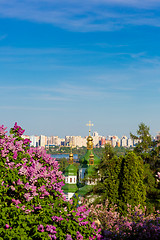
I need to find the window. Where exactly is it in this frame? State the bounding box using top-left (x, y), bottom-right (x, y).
top-left (70, 178), bottom-right (72, 183)
top-left (90, 160), bottom-right (94, 165)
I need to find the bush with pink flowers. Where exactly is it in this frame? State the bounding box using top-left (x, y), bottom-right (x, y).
top-left (89, 200), bottom-right (160, 240)
top-left (0, 123), bottom-right (102, 240)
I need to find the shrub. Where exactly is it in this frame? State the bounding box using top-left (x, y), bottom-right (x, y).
top-left (89, 200), bottom-right (160, 240)
top-left (0, 123), bottom-right (102, 240)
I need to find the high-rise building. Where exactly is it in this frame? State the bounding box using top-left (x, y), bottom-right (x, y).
top-left (30, 135), bottom-right (39, 147)
top-left (93, 131), bottom-right (98, 137)
top-left (100, 136), bottom-right (106, 146)
top-left (75, 136), bottom-right (83, 148)
top-left (40, 135), bottom-right (47, 147)
top-left (93, 131), bottom-right (99, 146)
top-left (127, 138), bottom-right (133, 147)
top-left (51, 136), bottom-right (61, 146)
top-left (121, 136), bottom-right (127, 147)
top-left (65, 136), bottom-right (70, 146)
top-left (116, 139), bottom-right (120, 147)
top-left (111, 136), bottom-right (118, 147)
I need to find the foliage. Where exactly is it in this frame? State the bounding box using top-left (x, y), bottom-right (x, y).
top-left (143, 164), bottom-right (160, 213)
top-left (84, 123), bottom-right (159, 215)
top-left (89, 200), bottom-right (160, 240)
top-left (0, 123), bottom-right (102, 240)
top-left (93, 146), bottom-right (146, 214)
top-left (130, 122), bottom-right (152, 153)
top-left (130, 122), bottom-right (155, 165)
top-left (102, 155), bottom-right (122, 206)
top-left (114, 146), bottom-right (129, 157)
top-left (119, 152), bottom-right (146, 213)
top-left (58, 157), bottom-right (69, 173)
top-left (96, 144), bottom-right (115, 178)
top-left (130, 123), bottom-right (160, 211)
top-left (93, 144), bottom-right (122, 205)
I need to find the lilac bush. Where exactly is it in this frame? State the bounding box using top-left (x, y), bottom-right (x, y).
top-left (0, 123), bottom-right (102, 240)
top-left (89, 200), bottom-right (160, 240)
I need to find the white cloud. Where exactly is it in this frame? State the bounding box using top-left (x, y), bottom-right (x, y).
top-left (0, 1), bottom-right (160, 31)
top-left (0, 105), bottom-right (63, 111)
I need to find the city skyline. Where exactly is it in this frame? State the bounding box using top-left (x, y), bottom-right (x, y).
top-left (25, 129), bottom-right (159, 139)
top-left (0, 1), bottom-right (160, 137)
top-left (25, 130), bottom-right (160, 149)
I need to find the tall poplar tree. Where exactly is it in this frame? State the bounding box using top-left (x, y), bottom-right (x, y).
top-left (119, 152), bottom-right (146, 213)
top-left (103, 155), bottom-right (122, 206)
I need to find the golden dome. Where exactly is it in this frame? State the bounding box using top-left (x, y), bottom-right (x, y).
top-left (69, 147), bottom-right (73, 164)
top-left (87, 134), bottom-right (93, 140)
top-left (86, 121), bottom-right (94, 150)
top-left (87, 134), bottom-right (93, 150)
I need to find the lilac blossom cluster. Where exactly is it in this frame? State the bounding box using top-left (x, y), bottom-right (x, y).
top-left (12, 122), bottom-right (25, 136)
top-left (0, 123), bottom-right (102, 240)
top-left (89, 200), bottom-right (160, 239)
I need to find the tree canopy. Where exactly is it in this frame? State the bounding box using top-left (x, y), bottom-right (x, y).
top-left (93, 144), bottom-right (146, 214)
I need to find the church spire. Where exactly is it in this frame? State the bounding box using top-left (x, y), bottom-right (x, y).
top-left (69, 146), bottom-right (74, 164)
top-left (86, 121), bottom-right (94, 150)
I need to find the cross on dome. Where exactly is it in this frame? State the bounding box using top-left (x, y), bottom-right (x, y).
top-left (86, 120), bottom-right (94, 135)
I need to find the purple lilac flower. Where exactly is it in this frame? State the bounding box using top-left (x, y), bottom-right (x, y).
top-left (12, 199), bottom-right (21, 205)
top-left (24, 193), bottom-right (33, 202)
top-left (52, 216), bottom-right (63, 222)
top-left (23, 138), bottom-right (31, 145)
top-left (0, 125), bottom-right (7, 136)
top-left (21, 205), bottom-right (26, 210)
top-left (48, 234), bottom-right (57, 239)
top-left (5, 224), bottom-right (10, 229)
top-left (66, 234), bottom-right (73, 240)
top-left (17, 179), bottom-right (23, 185)
top-left (11, 185), bottom-right (15, 191)
top-left (46, 225), bottom-right (57, 234)
top-left (38, 224), bottom-right (44, 232)
top-left (76, 231), bottom-right (83, 240)
top-left (79, 221), bottom-right (89, 226)
top-left (13, 122), bottom-right (25, 136)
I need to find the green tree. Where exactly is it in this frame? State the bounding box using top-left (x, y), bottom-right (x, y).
top-left (58, 157), bottom-right (69, 173)
top-left (149, 145), bottom-right (160, 171)
top-left (102, 155), bottom-right (122, 206)
top-left (143, 163), bottom-right (159, 213)
top-left (98, 144), bottom-right (115, 177)
top-left (93, 146), bottom-right (146, 214)
top-left (93, 144), bottom-right (114, 195)
top-left (93, 144), bottom-right (122, 205)
top-left (130, 122), bottom-right (152, 154)
top-left (130, 123), bottom-right (160, 211)
top-left (119, 152), bottom-right (146, 213)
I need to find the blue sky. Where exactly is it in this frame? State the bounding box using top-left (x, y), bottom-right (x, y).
top-left (0, 0), bottom-right (160, 138)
